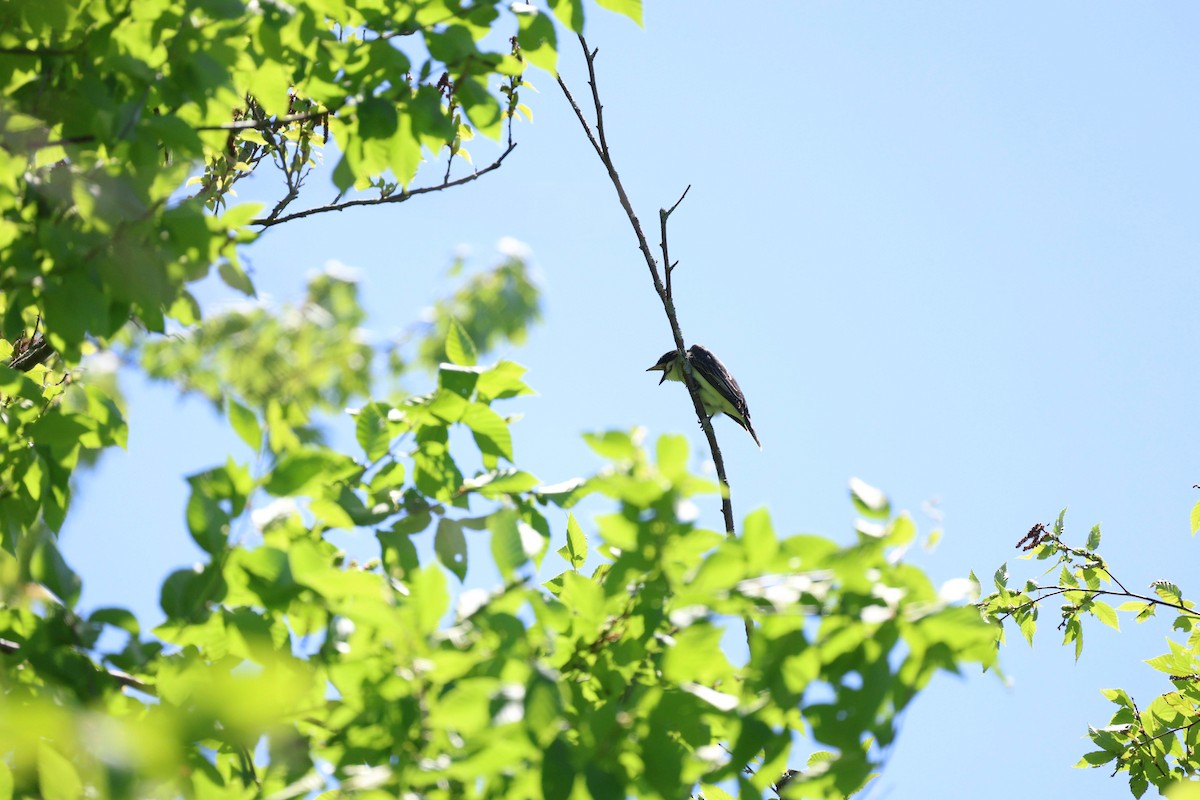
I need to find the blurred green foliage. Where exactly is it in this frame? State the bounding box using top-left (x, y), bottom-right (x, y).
top-left (1, 258), bottom-right (998, 797)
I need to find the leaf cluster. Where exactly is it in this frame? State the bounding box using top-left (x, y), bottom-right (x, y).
top-left (981, 510), bottom-right (1200, 797)
top-left (0, 264), bottom-right (997, 800)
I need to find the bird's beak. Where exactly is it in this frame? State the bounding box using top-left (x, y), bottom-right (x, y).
top-left (646, 364), bottom-right (668, 384)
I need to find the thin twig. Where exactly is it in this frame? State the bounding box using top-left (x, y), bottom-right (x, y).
top-left (660, 185), bottom-right (689, 318)
top-left (252, 142), bottom-right (517, 227)
top-left (43, 107), bottom-right (334, 149)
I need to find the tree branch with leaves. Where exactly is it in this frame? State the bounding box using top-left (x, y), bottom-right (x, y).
top-left (980, 506), bottom-right (1200, 797)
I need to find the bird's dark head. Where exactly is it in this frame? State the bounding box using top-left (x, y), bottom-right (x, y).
top-left (646, 349), bottom-right (682, 385)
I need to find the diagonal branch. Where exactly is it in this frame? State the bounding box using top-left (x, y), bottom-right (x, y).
top-left (556, 34), bottom-right (736, 539)
top-left (251, 142), bottom-right (517, 228)
top-left (8, 333), bottom-right (54, 372)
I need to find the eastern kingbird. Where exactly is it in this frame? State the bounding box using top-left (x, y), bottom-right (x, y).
top-left (646, 344), bottom-right (760, 448)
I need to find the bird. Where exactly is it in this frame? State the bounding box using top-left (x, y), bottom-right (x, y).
top-left (646, 344), bottom-right (761, 448)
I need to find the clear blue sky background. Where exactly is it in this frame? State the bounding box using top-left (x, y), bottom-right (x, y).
top-left (62, 2), bottom-right (1200, 797)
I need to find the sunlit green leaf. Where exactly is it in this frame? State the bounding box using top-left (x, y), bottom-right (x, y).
top-left (592, 0), bottom-right (643, 25)
top-left (463, 402), bottom-right (513, 463)
top-left (1092, 600), bottom-right (1120, 631)
top-left (559, 512), bottom-right (587, 570)
top-left (264, 449), bottom-right (360, 496)
top-left (355, 402), bottom-right (393, 461)
top-left (435, 518), bottom-right (468, 581)
top-left (37, 742), bottom-right (82, 800)
top-left (445, 318), bottom-right (478, 366)
top-left (227, 398), bottom-right (262, 450)
top-left (490, 509), bottom-right (527, 579)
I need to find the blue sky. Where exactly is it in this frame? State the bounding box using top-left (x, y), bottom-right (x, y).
top-left (61, 2), bottom-right (1200, 798)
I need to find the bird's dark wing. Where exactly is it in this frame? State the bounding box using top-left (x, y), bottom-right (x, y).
top-left (688, 344), bottom-right (760, 447)
top-left (688, 345), bottom-right (748, 417)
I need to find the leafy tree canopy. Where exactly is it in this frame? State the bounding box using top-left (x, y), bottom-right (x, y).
top-left (0, 1), bottom-right (1007, 798)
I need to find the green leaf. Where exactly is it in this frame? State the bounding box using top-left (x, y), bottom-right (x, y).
top-left (409, 564), bottom-right (449, 635)
top-left (461, 468), bottom-right (539, 497)
top-left (1154, 581), bottom-right (1184, 607)
top-left (1191, 500), bottom-right (1200, 535)
top-left (742, 507), bottom-right (777, 572)
top-left (655, 433), bottom-right (688, 481)
top-left (438, 364), bottom-right (481, 399)
top-left (28, 413), bottom-right (90, 450)
top-left (547, 0), bottom-right (585, 32)
top-left (38, 742), bottom-right (82, 800)
top-left (219, 202), bottom-right (266, 229)
top-left (582, 430), bottom-right (637, 462)
top-left (355, 402), bottom-right (392, 462)
top-left (524, 671), bottom-right (563, 747)
top-left (541, 737), bottom-right (576, 800)
top-left (1018, 610), bottom-right (1037, 645)
top-left (517, 11), bottom-right (557, 73)
top-left (426, 24), bottom-right (476, 64)
top-left (435, 518), bottom-right (467, 581)
top-left (160, 565), bottom-right (224, 621)
top-left (264, 449), bottom-right (360, 496)
top-left (1077, 750), bottom-right (1120, 767)
top-left (186, 484), bottom-right (231, 555)
top-left (593, 0), bottom-right (643, 25)
top-left (239, 547), bottom-right (301, 608)
top-left (885, 513), bottom-right (917, 547)
top-left (489, 509), bottom-right (527, 579)
top-left (463, 402), bottom-right (513, 463)
top-left (378, 524), bottom-right (422, 580)
top-left (849, 477), bottom-right (889, 519)
top-left (1092, 600), bottom-right (1120, 631)
top-left (1059, 566), bottom-right (1079, 589)
top-left (413, 426), bottom-right (463, 501)
top-left (445, 318), bottom-right (478, 366)
top-left (30, 537), bottom-right (81, 606)
top-left (456, 76), bottom-right (503, 140)
top-left (558, 512), bottom-right (587, 570)
top-left (662, 623), bottom-right (729, 685)
top-left (476, 360), bottom-right (535, 402)
top-left (218, 258), bottom-right (256, 296)
top-left (89, 607), bottom-right (140, 635)
top-left (1064, 617), bottom-right (1083, 661)
top-left (993, 563), bottom-right (1009, 591)
top-left (227, 398), bottom-right (262, 450)
top-left (1086, 524), bottom-right (1102, 551)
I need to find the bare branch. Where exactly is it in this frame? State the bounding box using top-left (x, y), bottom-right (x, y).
top-left (660, 184), bottom-right (690, 302)
top-left (8, 334), bottom-right (54, 372)
top-left (252, 142), bottom-right (517, 228)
